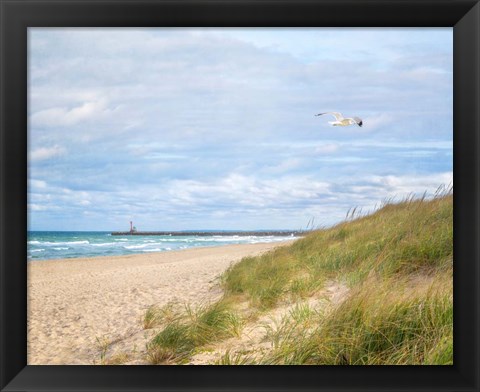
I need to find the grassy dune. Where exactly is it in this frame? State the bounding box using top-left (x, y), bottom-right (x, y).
top-left (145, 193), bottom-right (453, 365)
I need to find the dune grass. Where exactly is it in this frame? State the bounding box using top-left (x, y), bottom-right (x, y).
top-left (256, 271), bottom-right (452, 365)
top-left (145, 300), bottom-right (242, 364)
top-left (220, 192), bottom-right (453, 365)
top-left (223, 193), bottom-right (452, 307)
top-left (145, 191), bottom-right (452, 365)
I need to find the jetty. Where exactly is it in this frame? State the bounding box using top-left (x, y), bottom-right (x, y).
top-left (111, 230), bottom-right (306, 237)
top-left (112, 222), bottom-right (307, 237)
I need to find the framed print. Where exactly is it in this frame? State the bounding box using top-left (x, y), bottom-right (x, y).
top-left (1, 0), bottom-right (479, 391)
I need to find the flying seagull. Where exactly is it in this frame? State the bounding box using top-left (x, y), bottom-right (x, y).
top-left (315, 112), bottom-right (363, 127)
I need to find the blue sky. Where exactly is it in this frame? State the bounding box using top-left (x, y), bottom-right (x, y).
top-left (28, 28), bottom-right (453, 231)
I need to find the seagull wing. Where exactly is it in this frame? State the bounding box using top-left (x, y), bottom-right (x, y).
top-left (315, 112), bottom-right (344, 121)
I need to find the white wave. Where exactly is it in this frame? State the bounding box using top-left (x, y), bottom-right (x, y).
top-left (194, 236), bottom-right (255, 243)
top-left (155, 238), bottom-right (191, 243)
top-left (53, 247), bottom-right (69, 250)
top-left (29, 248), bottom-right (45, 253)
top-left (29, 240), bottom-right (90, 246)
top-left (124, 241), bottom-right (174, 249)
top-left (91, 242), bottom-right (117, 247)
top-left (124, 244), bottom-right (150, 249)
top-left (142, 248), bottom-right (164, 252)
top-left (114, 239), bottom-right (129, 242)
top-left (59, 240), bottom-right (90, 245)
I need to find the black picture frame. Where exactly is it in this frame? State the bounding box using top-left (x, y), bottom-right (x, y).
top-left (1, 1), bottom-right (479, 391)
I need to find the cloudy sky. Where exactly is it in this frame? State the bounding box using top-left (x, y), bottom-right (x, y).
top-left (28, 28), bottom-right (452, 231)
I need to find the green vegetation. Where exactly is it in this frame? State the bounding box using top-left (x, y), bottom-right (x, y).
top-left (257, 272), bottom-right (452, 365)
top-left (145, 300), bottom-right (242, 364)
top-left (146, 192), bottom-right (453, 365)
top-left (224, 193), bottom-right (452, 309)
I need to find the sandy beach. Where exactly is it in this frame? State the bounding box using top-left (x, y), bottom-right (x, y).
top-left (27, 241), bottom-right (294, 365)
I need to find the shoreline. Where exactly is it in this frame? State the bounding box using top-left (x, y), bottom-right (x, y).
top-left (28, 236), bottom-right (300, 262)
top-left (27, 240), bottom-right (296, 364)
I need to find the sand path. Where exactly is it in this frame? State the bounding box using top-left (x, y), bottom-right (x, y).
top-left (188, 281), bottom-right (349, 364)
top-left (27, 241), bottom-right (294, 365)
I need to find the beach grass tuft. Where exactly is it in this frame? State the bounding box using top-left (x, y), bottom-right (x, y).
top-left (215, 350), bottom-right (257, 365)
top-left (145, 300), bottom-right (242, 364)
top-left (143, 306), bottom-right (161, 329)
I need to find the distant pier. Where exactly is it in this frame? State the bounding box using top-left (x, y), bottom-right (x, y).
top-left (111, 231), bottom-right (306, 237)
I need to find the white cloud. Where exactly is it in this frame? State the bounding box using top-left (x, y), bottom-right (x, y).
top-left (28, 179), bottom-right (47, 189)
top-left (361, 113), bottom-right (394, 131)
top-left (349, 139), bottom-right (452, 150)
top-left (404, 66), bottom-right (448, 81)
top-left (31, 99), bottom-right (112, 127)
top-left (28, 203), bottom-right (48, 211)
top-left (263, 158), bottom-right (304, 174)
top-left (164, 173), bottom-right (332, 210)
top-left (368, 172), bottom-right (453, 197)
top-left (315, 144), bottom-right (339, 154)
top-left (29, 145), bottom-right (66, 161)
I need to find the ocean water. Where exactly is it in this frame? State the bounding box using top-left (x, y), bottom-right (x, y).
top-left (27, 231), bottom-right (299, 261)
